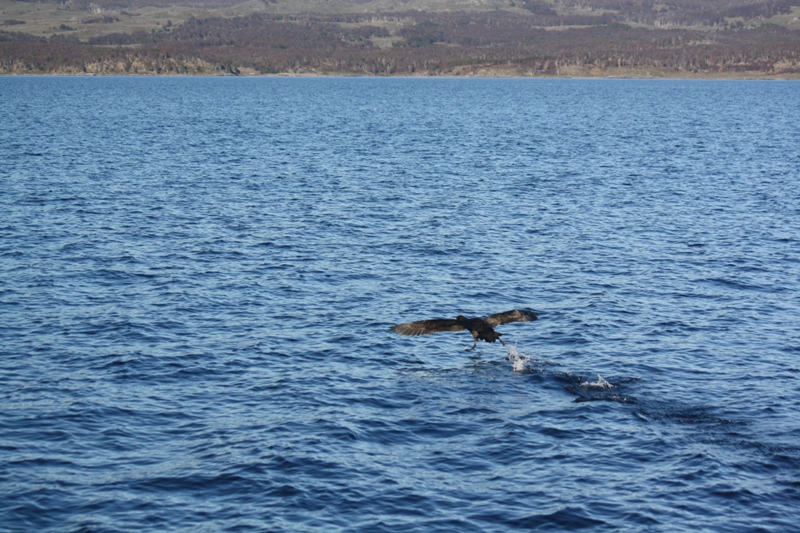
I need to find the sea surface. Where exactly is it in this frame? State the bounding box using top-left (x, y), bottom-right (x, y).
top-left (1, 76), bottom-right (799, 532)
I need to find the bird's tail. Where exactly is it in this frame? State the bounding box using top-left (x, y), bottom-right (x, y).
top-left (482, 331), bottom-right (503, 344)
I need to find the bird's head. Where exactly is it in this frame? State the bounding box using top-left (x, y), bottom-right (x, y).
top-left (455, 315), bottom-right (468, 323)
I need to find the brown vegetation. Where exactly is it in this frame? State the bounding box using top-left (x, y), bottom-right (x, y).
top-left (1, 0), bottom-right (799, 76)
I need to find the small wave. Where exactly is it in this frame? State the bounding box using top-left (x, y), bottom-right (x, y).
top-left (566, 374), bottom-right (638, 404)
top-left (506, 343), bottom-right (553, 373)
top-left (581, 374), bottom-right (614, 389)
top-left (506, 344), bottom-right (531, 372)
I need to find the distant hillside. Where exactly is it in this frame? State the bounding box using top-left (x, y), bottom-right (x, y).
top-left (2, 0), bottom-right (800, 76)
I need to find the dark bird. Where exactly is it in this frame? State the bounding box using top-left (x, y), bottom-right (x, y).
top-left (390, 310), bottom-right (539, 351)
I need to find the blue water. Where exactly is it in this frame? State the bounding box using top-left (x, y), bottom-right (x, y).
top-left (1, 76), bottom-right (799, 532)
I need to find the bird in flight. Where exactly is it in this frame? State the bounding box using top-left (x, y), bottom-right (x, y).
top-left (390, 310), bottom-right (538, 351)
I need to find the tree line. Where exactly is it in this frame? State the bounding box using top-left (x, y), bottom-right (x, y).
top-left (2, 9), bottom-right (799, 75)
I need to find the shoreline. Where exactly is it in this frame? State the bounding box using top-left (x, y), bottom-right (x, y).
top-left (3, 58), bottom-right (799, 80)
top-left (3, 70), bottom-right (799, 80)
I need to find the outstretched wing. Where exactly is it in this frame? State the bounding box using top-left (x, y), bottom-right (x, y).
top-left (390, 319), bottom-right (465, 336)
top-left (483, 310), bottom-right (538, 328)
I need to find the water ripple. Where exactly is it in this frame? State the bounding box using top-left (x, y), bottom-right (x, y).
top-left (1, 77), bottom-right (799, 532)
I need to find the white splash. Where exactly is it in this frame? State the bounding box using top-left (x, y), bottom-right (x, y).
top-left (507, 344), bottom-right (531, 372)
top-left (582, 374), bottom-right (614, 389)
